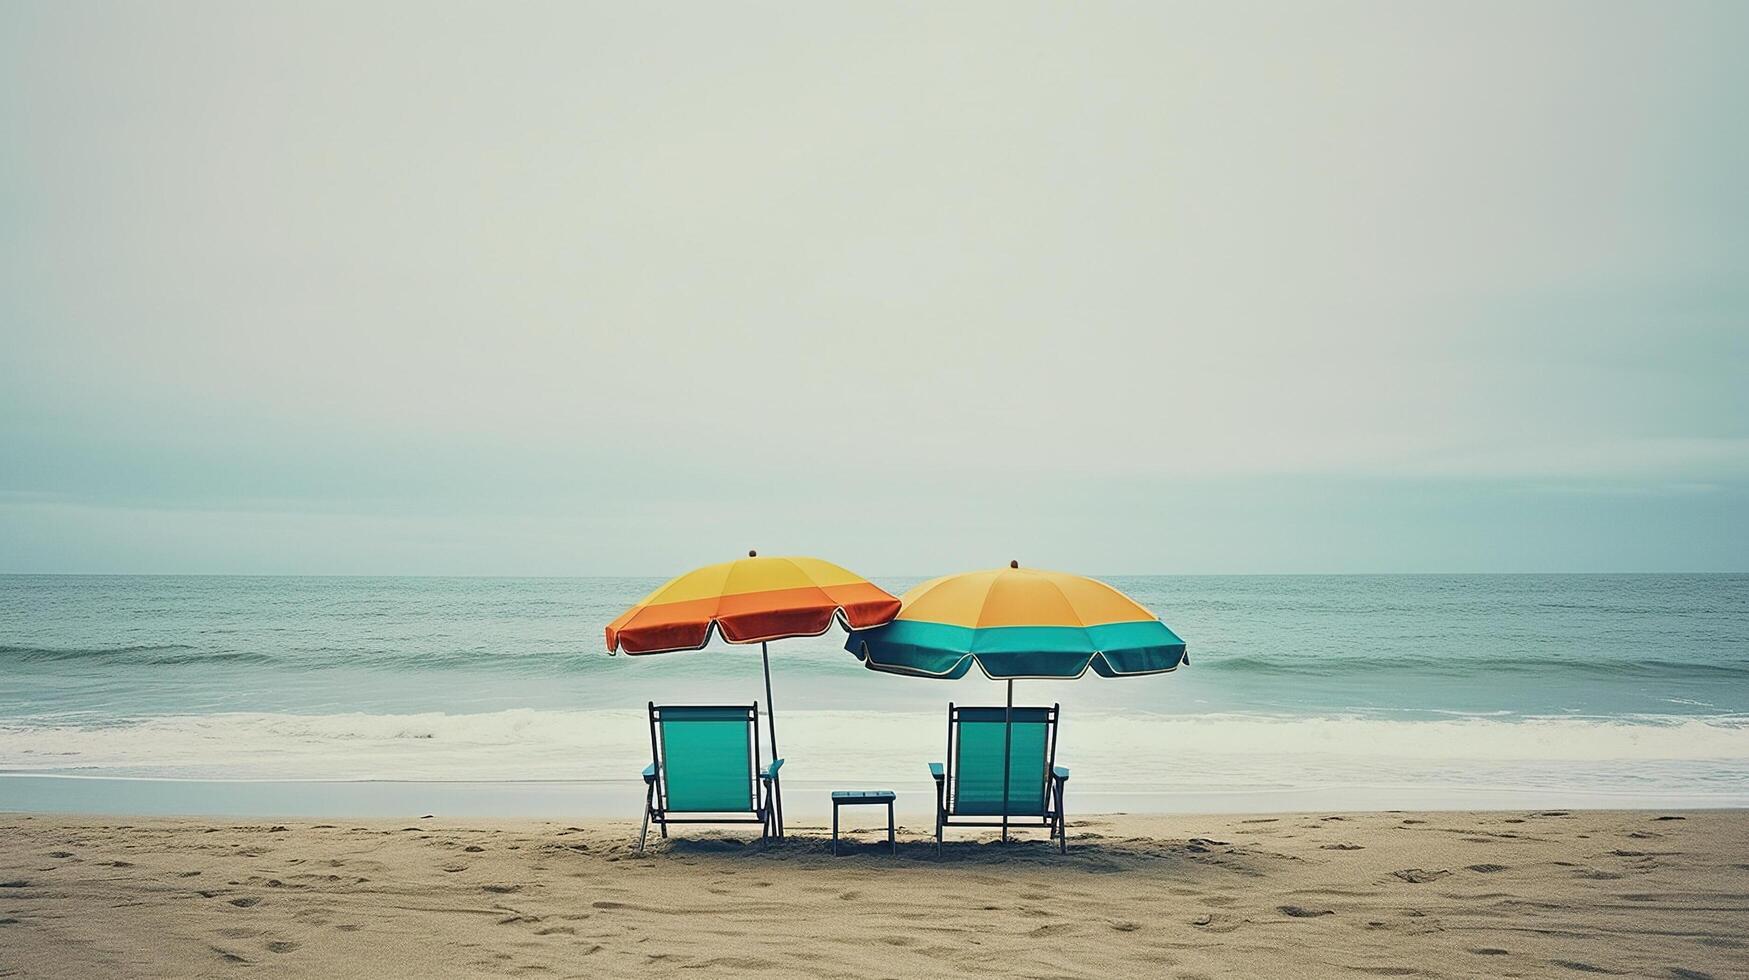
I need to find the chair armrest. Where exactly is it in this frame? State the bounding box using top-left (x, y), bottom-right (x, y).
top-left (762, 758), bottom-right (784, 779)
top-left (1052, 766), bottom-right (1070, 781)
top-left (928, 762), bottom-right (945, 780)
top-left (642, 763), bottom-right (657, 783)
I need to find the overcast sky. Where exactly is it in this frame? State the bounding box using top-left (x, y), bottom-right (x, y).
top-left (2, 1), bottom-right (1745, 575)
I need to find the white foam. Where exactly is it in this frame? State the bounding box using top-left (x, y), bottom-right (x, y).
top-left (2, 710), bottom-right (1746, 805)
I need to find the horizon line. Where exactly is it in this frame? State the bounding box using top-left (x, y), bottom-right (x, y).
top-left (2, 570), bottom-right (1745, 579)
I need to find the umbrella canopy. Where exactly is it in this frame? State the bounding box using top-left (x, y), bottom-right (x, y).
top-left (605, 553), bottom-right (900, 839)
top-left (606, 554), bottom-right (900, 655)
top-left (844, 563), bottom-right (1187, 679)
top-left (843, 562), bottom-right (1187, 844)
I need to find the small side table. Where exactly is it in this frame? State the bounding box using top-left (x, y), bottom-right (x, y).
top-left (830, 790), bottom-right (897, 856)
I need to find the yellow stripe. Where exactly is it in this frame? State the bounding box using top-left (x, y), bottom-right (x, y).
top-left (633, 556), bottom-right (874, 608)
top-left (897, 567), bottom-right (1156, 628)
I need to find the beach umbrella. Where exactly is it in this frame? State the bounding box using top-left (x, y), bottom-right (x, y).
top-left (843, 561), bottom-right (1187, 840)
top-left (606, 552), bottom-right (901, 832)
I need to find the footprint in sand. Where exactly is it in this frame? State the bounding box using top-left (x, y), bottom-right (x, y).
top-left (215, 927), bottom-right (257, 940)
top-left (1466, 864), bottom-right (1508, 873)
top-left (1390, 869), bottom-right (1450, 884)
top-left (1321, 843), bottom-right (1364, 851)
top-left (1278, 905), bottom-right (1332, 918)
top-left (1471, 948), bottom-right (1509, 956)
top-left (482, 884), bottom-right (521, 894)
top-left (265, 941), bottom-right (300, 954)
top-left (228, 897), bottom-right (262, 908)
top-left (1550, 960), bottom-right (1616, 973)
top-left (210, 947), bottom-right (251, 964)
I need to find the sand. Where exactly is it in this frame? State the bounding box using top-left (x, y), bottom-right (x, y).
top-left (1, 809), bottom-right (1745, 978)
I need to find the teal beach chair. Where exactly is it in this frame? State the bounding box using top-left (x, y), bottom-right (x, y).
top-left (638, 703), bottom-right (783, 852)
top-left (929, 703), bottom-right (1069, 855)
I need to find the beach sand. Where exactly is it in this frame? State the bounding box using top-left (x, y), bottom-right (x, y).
top-left (1, 810), bottom-right (1744, 978)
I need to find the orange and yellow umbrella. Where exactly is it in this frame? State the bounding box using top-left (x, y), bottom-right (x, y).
top-left (606, 553), bottom-right (900, 654)
top-left (605, 553), bottom-right (899, 836)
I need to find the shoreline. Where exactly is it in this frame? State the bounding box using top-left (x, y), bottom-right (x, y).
top-left (2, 810), bottom-right (1745, 978)
top-left (7, 772), bottom-right (1749, 820)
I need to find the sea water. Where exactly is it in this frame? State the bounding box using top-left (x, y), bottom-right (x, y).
top-left (2, 574), bottom-right (1746, 817)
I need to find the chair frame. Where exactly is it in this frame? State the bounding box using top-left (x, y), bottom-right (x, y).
top-left (638, 702), bottom-right (781, 853)
top-left (930, 701), bottom-right (1070, 855)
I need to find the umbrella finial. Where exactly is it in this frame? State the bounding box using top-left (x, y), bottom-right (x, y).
top-left (749, 549), bottom-right (758, 557)
top-left (1010, 559), bottom-right (1019, 568)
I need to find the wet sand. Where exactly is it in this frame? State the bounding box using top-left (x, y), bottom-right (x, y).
top-left (1, 810), bottom-right (1745, 978)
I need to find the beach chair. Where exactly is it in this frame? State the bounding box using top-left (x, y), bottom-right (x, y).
top-left (929, 702), bottom-right (1069, 855)
top-left (638, 702), bottom-right (783, 853)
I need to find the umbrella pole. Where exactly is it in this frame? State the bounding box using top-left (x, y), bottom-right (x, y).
top-left (1001, 678), bottom-right (1013, 844)
top-left (761, 641), bottom-right (783, 837)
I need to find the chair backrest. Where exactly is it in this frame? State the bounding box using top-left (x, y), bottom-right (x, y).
top-left (948, 704), bottom-right (1058, 817)
top-left (649, 704), bottom-right (759, 813)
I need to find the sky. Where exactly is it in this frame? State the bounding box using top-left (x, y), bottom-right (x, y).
top-left (2, 1), bottom-right (1746, 575)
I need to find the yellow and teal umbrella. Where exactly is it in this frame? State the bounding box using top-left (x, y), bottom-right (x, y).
top-left (844, 562), bottom-right (1187, 842)
top-left (844, 562), bottom-right (1187, 680)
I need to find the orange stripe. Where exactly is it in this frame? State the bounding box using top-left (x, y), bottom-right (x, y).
top-left (607, 582), bottom-right (900, 653)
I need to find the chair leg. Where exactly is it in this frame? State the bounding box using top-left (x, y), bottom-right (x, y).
top-left (637, 784), bottom-right (653, 853)
top-left (774, 774), bottom-right (785, 838)
top-left (1057, 783), bottom-right (1068, 854)
top-left (759, 779), bottom-right (774, 845)
top-left (934, 810), bottom-right (944, 859)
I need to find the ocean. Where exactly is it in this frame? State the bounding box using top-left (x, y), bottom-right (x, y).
top-left (2, 574), bottom-right (1746, 817)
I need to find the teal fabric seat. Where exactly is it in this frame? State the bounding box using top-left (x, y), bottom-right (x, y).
top-left (638, 703), bottom-right (782, 852)
top-left (929, 703), bottom-right (1069, 854)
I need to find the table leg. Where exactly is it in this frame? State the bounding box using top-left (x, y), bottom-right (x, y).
top-left (831, 803), bottom-right (839, 856)
top-left (888, 801), bottom-right (896, 854)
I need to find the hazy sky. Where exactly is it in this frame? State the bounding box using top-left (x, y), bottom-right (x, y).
top-left (3, 2), bottom-right (1745, 575)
